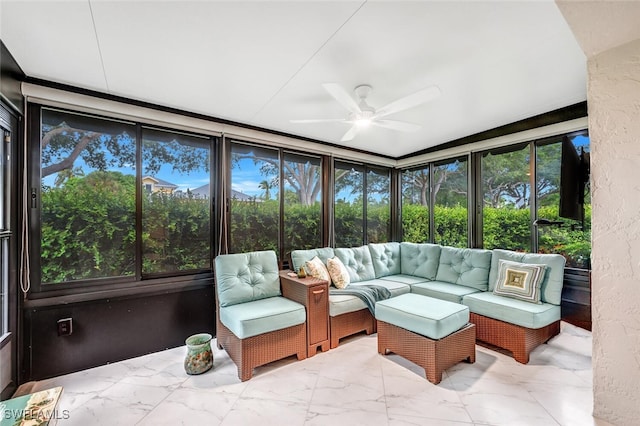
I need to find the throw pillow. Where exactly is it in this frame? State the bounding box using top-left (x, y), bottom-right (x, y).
top-left (327, 256), bottom-right (350, 289)
top-left (493, 259), bottom-right (546, 304)
top-left (305, 256), bottom-right (330, 282)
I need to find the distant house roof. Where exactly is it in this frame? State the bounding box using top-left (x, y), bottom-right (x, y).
top-left (143, 176), bottom-right (178, 190)
top-left (231, 189), bottom-right (258, 202)
top-left (191, 184), bottom-right (258, 202)
top-left (191, 184), bottom-right (210, 198)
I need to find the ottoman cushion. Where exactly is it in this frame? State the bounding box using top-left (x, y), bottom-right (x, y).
top-left (375, 293), bottom-right (469, 340)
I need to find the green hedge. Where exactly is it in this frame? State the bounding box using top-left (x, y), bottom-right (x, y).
top-left (41, 174), bottom-right (591, 284)
top-left (401, 203), bottom-right (591, 268)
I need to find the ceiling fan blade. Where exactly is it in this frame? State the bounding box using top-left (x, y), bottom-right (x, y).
top-left (371, 119), bottom-right (421, 132)
top-left (322, 83), bottom-right (362, 114)
top-left (340, 124), bottom-right (359, 142)
top-left (290, 118), bottom-right (348, 123)
top-left (374, 86), bottom-right (441, 119)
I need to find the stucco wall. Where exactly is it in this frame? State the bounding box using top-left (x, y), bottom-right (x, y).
top-left (589, 38), bottom-right (640, 426)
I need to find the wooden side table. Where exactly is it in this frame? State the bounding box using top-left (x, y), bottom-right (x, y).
top-left (280, 271), bottom-right (330, 357)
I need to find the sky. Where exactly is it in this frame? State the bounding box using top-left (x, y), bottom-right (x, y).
top-left (42, 133), bottom-right (590, 201)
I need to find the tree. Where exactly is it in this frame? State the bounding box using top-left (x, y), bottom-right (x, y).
top-left (481, 149), bottom-right (530, 209)
top-left (232, 150), bottom-right (322, 206)
top-left (432, 160), bottom-right (467, 206)
top-left (41, 120), bottom-right (209, 179)
top-left (258, 179), bottom-right (272, 200)
top-left (402, 169), bottom-right (429, 206)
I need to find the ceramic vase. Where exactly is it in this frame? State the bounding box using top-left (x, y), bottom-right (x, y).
top-left (184, 333), bottom-right (213, 375)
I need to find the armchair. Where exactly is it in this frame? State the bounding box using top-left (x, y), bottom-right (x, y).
top-left (214, 250), bottom-right (307, 381)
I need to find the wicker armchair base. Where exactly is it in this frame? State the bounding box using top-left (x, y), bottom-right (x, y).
top-left (216, 318), bottom-right (307, 381)
top-left (470, 312), bottom-right (560, 364)
top-left (330, 308), bottom-right (376, 349)
top-left (377, 320), bottom-right (476, 384)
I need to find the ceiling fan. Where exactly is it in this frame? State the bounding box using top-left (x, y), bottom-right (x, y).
top-left (291, 83), bottom-right (441, 142)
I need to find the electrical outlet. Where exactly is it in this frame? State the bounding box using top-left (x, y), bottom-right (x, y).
top-left (57, 318), bottom-right (73, 336)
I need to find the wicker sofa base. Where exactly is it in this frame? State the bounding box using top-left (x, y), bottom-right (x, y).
top-left (216, 319), bottom-right (307, 381)
top-left (330, 308), bottom-right (376, 349)
top-left (470, 312), bottom-right (560, 364)
top-left (377, 320), bottom-right (476, 384)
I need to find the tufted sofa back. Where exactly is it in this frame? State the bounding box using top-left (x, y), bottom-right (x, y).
top-left (435, 246), bottom-right (492, 291)
top-left (369, 242), bottom-right (401, 278)
top-left (215, 250), bottom-right (281, 307)
top-left (400, 242), bottom-right (442, 280)
top-left (335, 246), bottom-right (376, 283)
top-left (290, 247), bottom-right (335, 274)
top-left (489, 249), bottom-right (566, 305)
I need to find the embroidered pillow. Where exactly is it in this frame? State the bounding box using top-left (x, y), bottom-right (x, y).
top-left (305, 256), bottom-right (330, 282)
top-left (493, 259), bottom-right (546, 304)
top-left (326, 256), bottom-right (350, 289)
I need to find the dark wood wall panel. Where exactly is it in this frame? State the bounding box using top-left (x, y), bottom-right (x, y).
top-left (24, 286), bottom-right (215, 381)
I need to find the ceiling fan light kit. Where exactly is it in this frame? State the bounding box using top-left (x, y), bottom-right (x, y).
top-left (291, 83), bottom-right (441, 142)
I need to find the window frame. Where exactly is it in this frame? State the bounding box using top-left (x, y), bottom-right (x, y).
top-left (333, 160), bottom-right (391, 246)
top-left (400, 129), bottom-right (591, 270)
top-left (28, 104), bottom-right (219, 296)
top-left (226, 139), bottom-right (325, 265)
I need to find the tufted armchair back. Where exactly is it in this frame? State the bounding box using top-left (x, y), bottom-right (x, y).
top-left (215, 250), bottom-right (281, 307)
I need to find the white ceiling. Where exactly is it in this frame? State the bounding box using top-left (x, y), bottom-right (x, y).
top-left (0, 0), bottom-right (586, 158)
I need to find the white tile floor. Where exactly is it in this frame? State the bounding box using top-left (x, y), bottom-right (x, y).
top-left (31, 322), bottom-right (613, 426)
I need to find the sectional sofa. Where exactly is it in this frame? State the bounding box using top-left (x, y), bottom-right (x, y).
top-left (291, 242), bottom-right (566, 364)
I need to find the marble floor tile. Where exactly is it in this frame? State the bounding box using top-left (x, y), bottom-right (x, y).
top-left (137, 387), bottom-right (240, 426)
top-left (221, 396), bottom-right (309, 426)
top-left (22, 322), bottom-right (607, 426)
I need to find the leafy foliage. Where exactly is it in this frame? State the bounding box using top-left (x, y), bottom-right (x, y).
top-left (41, 171), bottom-right (136, 283)
top-left (401, 203), bottom-right (591, 267)
top-left (41, 171), bottom-right (212, 284)
top-left (142, 191), bottom-right (211, 274)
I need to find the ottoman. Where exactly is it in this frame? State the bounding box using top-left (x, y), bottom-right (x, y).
top-left (375, 293), bottom-right (475, 384)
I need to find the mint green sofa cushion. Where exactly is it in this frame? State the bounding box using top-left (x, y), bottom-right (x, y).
top-left (215, 250), bottom-right (281, 307)
top-left (329, 294), bottom-right (367, 316)
top-left (488, 249), bottom-right (566, 305)
top-left (290, 247), bottom-right (335, 274)
top-left (435, 246), bottom-right (492, 291)
top-left (400, 242), bottom-right (442, 280)
top-left (368, 242), bottom-right (401, 278)
top-left (462, 292), bottom-right (560, 329)
top-left (335, 246), bottom-right (376, 283)
top-left (219, 296), bottom-right (306, 339)
top-left (411, 281), bottom-right (481, 304)
top-left (375, 293), bottom-right (469, 340)
top-left (379, 274), bottom-right (430, 285)
top-left (350, 278), bottom-right (411, 297)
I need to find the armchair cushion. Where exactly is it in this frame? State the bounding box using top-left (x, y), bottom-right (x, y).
top-left (215, 251), bottom-right (281, 307)
top-left (219, 296), bottom-right (306, 339)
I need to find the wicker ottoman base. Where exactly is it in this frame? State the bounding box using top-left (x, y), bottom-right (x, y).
top-left (377, 320), bottom-right (476, 384)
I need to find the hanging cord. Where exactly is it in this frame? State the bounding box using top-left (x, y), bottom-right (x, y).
top-left (217, 135), bottom-right (228, 256)
top-left (19, 124), bottom-right (30, 296)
